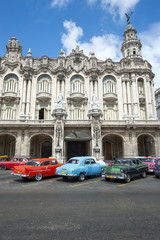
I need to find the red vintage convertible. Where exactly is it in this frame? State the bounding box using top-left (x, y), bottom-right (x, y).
top-left (0, 157), bottom-right (28, 170)
top-left (11, 158), bottom-right (63, 181)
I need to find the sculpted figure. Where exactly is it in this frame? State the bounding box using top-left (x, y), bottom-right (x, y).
top-left (55, 93), bottom-right (66, 110)
top-left (125, 11), bottom-right (133, 24)
top-left (90, 94), bottom-right (100, 110)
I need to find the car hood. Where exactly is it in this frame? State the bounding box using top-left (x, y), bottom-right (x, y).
top-left (104, 164), bottom-right (129, 172)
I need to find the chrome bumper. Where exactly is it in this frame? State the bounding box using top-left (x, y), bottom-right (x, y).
top-left (102, 172), bottom-right (127, 180)
top-left (56, 172), bottom-right (77, 177)
top-left (11, 173), bottom-right (29, 178)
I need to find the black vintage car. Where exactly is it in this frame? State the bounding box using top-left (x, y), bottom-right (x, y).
top-left (101, 158), bottom-right (148, 183)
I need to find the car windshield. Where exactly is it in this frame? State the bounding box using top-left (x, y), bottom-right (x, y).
top-left (142, 158), bottom-right (156, 163)
top-left (26, 161), bottom-right (40, 166)
top-left (67, 159), bottom-right (79, 164)
top-left (115, 160), bottom-right (131, 165)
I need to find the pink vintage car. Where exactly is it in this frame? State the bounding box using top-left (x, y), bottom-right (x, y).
top-left (140, 157), bottom-right (160, 173)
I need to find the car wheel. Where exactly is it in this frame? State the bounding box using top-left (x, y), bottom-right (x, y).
top-left (105, 177), bottom-right (110, 181)
top-left (142, 171), bottom-right (147, 178)
top-left (63, 176), bottom-right (68, 180)
top-left (0, 165), bottom-right (6, 170)
top-left (125, 174), bottom-right (131, 183)
top-left (78, 173), bottom-right (85, 181)
top-left (34, 174), bottom-right (43, 181)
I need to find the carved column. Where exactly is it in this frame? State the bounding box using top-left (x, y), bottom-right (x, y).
top-left (52, 93), bottom-right (67, 163)
top-left (131, 76), bottom-right (138, 117)
top-left (127, 81), bottom-right (132, 115)
top-left (26, 79), bottom-right (32, 116)
top-left (88, 94), bottom-right (103, 160)
top-left (21, 78), bottom-right (27, 114)
top-left (57, 74), bottom-right (65, 98)
top-left (122, 80), bottom-right (127, 115)
top-left (146, 76), bottom-right (153, 118)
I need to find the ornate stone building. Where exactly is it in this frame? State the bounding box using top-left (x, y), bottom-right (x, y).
top-left (155, 88), bottom-right (160, 120)
top-left (0, 21), bottom-right (160, 162)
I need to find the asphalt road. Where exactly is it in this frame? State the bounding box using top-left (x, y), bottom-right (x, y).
top-left (0, 170), bottom-right (160, 240)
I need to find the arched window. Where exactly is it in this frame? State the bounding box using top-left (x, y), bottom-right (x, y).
top-left (138, 79), bottom-right (144, 95)
top-left (1, 104), bottom-right (16, 120)
top-left (37, 75), bottom-right (52, 93)
top-left (103, 104), bottom-right (118, 120)
top-left (133, 48), bottom-right (136, 55)
top-left (103, 76), bottom-right (116, 94)
top-left (70, 104), bottom-right (85, 120)
top-left (3, 74), bottom-right (19, 93)
top-left (70, 76), bottom-right (84, 94)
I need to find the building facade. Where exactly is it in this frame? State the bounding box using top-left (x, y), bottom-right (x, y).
top-left (155, 88), bottom-right (160, 120)
top-left (0, 22), bottom-right (160, 162)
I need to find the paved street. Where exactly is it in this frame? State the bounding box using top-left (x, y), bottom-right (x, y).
top-left (0, 170), bottom-right (160, 240)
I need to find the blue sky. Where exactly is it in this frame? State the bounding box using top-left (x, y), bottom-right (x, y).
top-left (1, 0), bottom-right (160, 88)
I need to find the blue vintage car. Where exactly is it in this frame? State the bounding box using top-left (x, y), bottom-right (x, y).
top-left (154, 159), bottom-right (160, 179)
top-left (56, 156), bottom-right (105, 181)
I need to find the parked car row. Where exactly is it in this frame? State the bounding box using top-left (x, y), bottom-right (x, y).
top-left (0, 155), bottom-right (160, 183)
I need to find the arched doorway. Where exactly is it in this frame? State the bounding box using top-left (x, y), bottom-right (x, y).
top-left (30, 134), bottom-right (52, 158)
top-left (65, 131), bottom-right (91, 160)
top-left (137, 134), bottom-right (155, 156)
top-left (102, 134), bottom-right (123, 160)
top-left (0, 134), bottom-right (15, 160)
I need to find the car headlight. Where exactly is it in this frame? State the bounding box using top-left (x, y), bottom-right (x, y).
top-left (120, 168), bottom-right (124, 173)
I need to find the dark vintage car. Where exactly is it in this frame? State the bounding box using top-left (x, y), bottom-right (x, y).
top-left (154, 159), bottom-right (160, 179)
top-left (101, 158), bottom-right (148, 183)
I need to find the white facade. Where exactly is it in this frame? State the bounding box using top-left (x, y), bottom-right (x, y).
top-left (0, 24), bottom-right (159, 162)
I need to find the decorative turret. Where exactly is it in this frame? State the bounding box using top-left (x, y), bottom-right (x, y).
top-left (5, 35), bottom-right (22, 62)
top-left (121, 13), bottom-right (142, 59)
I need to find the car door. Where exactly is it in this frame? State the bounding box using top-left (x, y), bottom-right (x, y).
top-left (41, 160), bottom-right (51, 177)
top-left (84, 159), bottom-right (92, 176)
top-left (128, 160), bottom-right (140, 177)
top-left (91, 159), bottom-right (99, 175)
top-left (133, 159), bottom-right (145, 176)
top-left (46, 160), bottom-right (57, 176)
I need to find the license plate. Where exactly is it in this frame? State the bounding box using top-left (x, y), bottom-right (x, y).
top-left (62, 171), bottom-right (65, 174)
top-left (109, 175), bottom-right (113, 178)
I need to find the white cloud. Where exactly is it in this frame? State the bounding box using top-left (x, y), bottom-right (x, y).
top-left (61, 20), bottom-right (122, 61)
top-left (101, 0), bottom-right (140, 20)
top-left (139, 23), bottom-right (160, 89)
top-left (51, 0), bottom-right (72, 8)
top-left (86, 0), bottom-right (140, 20)
top-left (61, 20), bottom-right (83, 53)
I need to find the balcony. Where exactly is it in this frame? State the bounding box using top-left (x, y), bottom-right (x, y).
top-left (36, 92), bottom-right (51, 102)
top-left (67, 92), bottom-right (88, 103)
top-left (0, 91), bottom-right (20, 103)
top-left (103, 93), bottom-right (117, 102)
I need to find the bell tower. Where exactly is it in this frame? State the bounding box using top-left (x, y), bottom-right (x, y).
top-left (121, 13), bottom-right (142, 59)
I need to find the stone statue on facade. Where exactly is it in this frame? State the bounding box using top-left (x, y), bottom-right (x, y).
top-left (89, 94), bottom-right (101, 110)
top-left (55, 93), bottom-right (66, 110)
